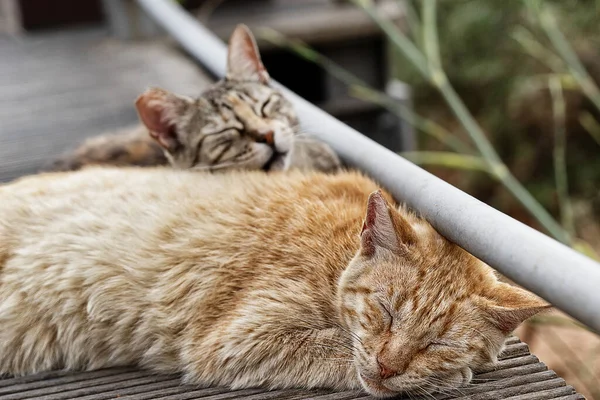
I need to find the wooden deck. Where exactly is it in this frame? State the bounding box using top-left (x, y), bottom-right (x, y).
top-left (0, 337), bottom-right (583, 400)
top-left (0, 28), bottom-right (212, 182)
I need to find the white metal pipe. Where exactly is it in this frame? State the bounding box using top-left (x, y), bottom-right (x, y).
top-left (137, 0), bottom-right (600, 333)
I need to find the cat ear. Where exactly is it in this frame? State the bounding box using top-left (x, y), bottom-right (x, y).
top-left (135, 88), bottom-right (192, 152)
top-left (481, 283), bottom-right (551, 333)
top-left (360, 190), bottom-right (414, 256)
top-left (226, 24), bottom-right (269, 83)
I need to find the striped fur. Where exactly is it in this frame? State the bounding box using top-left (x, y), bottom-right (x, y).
top-left (46, 25), bottom-right (340, 174)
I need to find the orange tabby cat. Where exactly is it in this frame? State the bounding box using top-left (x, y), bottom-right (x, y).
top-left (0, 168), bottom-right (548, 397)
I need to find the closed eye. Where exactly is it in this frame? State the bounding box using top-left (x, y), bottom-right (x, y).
top-left (426, 340), bottom-right (453, 350)
top-left (203, 129), bottom-right (240, 159)
top-left (260, 96), bottom-right (279, 118)
top-left (379, 302), bottom-right (393, 328)
top-left (208, 127), bottom-right (242, 136)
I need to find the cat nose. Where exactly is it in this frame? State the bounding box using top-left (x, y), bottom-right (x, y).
top-left (377, 357), bottom-right (397, 380)
top-left (264, 130), bottom-right (274, 146)
top-left (255, 130), bottom-right (275, 146)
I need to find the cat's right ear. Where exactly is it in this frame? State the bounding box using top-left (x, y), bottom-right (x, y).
top-left (226, 24), bottom-right (269, 83)
top-left (360, 190), bottom-right (415, 257)
top-left (480, 283), bottom-right (551, 333)
top-left (135, 88), bottom-right (193, 152)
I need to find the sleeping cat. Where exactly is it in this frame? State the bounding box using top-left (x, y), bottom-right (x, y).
top-left (0, 167), bottom-right (548, 397)
top-left (47, 24), bottom-right (340, 174)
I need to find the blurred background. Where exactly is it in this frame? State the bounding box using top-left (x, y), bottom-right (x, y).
top-left (0, 0), bottom-right (598, 398)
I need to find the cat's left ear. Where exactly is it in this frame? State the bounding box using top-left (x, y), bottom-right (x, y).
top-left (480, 283), bottom-right (551, 333)
top-left (226, 24), bottom-right (270, 83)
top-left (135, 88), bottom-right (193, 152)
top-left (360, 190), bottom-right (416, 257)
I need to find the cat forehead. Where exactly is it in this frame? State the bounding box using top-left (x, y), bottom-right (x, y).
top-left (348, 245), bottom-right (492, 301)
top-left (346, 268), bottom-right (485, 333)
top-left (201, 80), bottom-right (276, 103)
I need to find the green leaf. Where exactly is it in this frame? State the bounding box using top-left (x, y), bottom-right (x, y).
top-left (400, 151), bottom-right (492, 173)
top-left (573, 239), bottom-right (600, 261)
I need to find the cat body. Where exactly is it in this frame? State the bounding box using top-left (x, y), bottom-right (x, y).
top-left (48, 123), bottom-right (339, 174)
top-left (47, 25), bottom-right (340, 174)
top-left (47, 125), bottom-right (168, 170)
top-left (0, 168), bottom-right (547, 397)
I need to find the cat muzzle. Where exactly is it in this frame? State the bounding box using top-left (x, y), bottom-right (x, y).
top-left (262, 150), bottom-right (287, 171)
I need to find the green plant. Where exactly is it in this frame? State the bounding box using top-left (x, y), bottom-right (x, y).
top-left (354, 0), bottom-right (575, 243)
top-left (519, 1), bottom-right (600, 149)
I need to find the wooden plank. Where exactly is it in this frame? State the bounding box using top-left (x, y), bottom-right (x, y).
top-left (74, 379), bottom-right (186, 400)
top-left (0, 368), bottom-right (135, 391)
top-left (552, 395), bottom-right (587, 400)
top-left (36, 377), bottom-right (182, 400)
top-left (116, 387), bottom-right (230, 400)
top-left (435, 371), bottom-right (560, 400)
top-left (0, 372), bottom-right (172, 400)
top-left (448, 379), bottom-right (568, 400)
top-left (0, 28), bottom-right (213, 183)
top-left (228, 391), bottom-right (321, 400)
top-left (476, 362), bottom-right (549, 380)
top-left (505, 336), bottom-right (521, 346)
top-left (0, 333), bottom-right (585, 399)
top-left (502, 386), bottom-right (578, 400)
top-left (475, 355), bottom-right (540, 375)
top-left (499, 343), bottom-right (531, 360)
top-left (307, 392), bottom-right (366, 400)
top-left (164, 389), bottom-right (265, 400)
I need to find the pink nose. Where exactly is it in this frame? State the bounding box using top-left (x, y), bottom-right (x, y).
top-left (264, 130), bottom-right (274, 145)
top-left (377, 359), bottom-right (397, 380)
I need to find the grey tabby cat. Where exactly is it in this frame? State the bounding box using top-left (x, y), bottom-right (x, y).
top-left (47, 25), bottom-right (340, 173)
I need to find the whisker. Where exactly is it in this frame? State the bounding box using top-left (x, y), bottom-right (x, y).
top-left (469, 377), bottom-right (497, 382)
top-left (421, 377), bottom-right (461, 393)
top-left (414, 384), bottom-right (436, 400)
top-left (421, 380), bottom-right (453, 396)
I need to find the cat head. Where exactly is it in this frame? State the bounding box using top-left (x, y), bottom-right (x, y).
top-left (337, 191), bottom-right (550, 397)
top-left (135, 24), bottom-right (298, 171)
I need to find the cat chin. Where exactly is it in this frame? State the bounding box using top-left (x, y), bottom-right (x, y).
top-left (358, 373), bottom-right (402, 398)
top-left (359, 369), bottom-right (471, 398)
top-left (262, 152), bottom-right (287, 171)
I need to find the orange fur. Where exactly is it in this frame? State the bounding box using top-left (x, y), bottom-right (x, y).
top-left (0, 168), bottom-right (548, 397)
